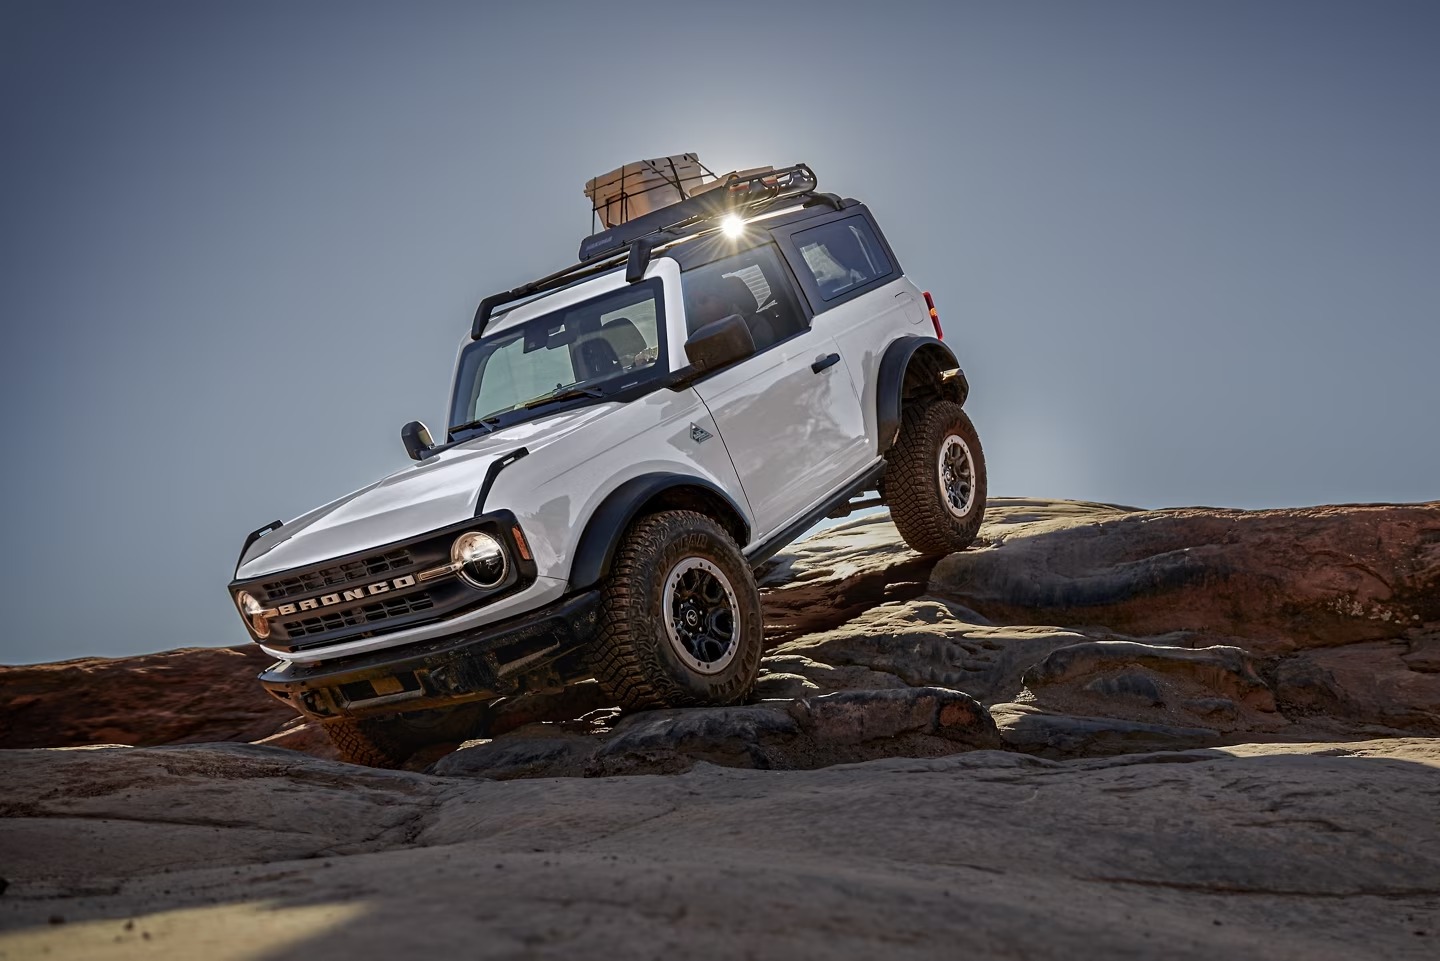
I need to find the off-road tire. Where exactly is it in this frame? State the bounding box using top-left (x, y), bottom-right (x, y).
top-left (588, 510), bottom-right (763, 710)
top-left (323, 702), bottom-right (490, 769)
top-left (884, 400), bottom-right (987, 556)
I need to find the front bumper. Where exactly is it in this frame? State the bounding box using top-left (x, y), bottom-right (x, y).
top-left (258, 590), bottom-right (601, 720)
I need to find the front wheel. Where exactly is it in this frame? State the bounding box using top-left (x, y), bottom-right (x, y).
top-left (884, 400), bottom-right (987, 555)
top-left (588, 510), bottom-right (763, 710)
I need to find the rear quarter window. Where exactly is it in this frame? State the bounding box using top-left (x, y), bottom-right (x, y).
top-left (793, 216), bottom-right (894, 301)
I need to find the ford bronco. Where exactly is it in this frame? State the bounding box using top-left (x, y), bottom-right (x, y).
top-left (229, 162), bottom-right (986, 766)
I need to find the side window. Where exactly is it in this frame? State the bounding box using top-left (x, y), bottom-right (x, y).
top-left (792, 216), bottom-right (893, 301)
top-left (579, 297), bottom-right (662, 372)
top-left (681, 244), bottom-right (807, 352)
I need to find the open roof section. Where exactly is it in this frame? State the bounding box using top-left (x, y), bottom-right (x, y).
top-left (471, 164), bottom-right (843, 341)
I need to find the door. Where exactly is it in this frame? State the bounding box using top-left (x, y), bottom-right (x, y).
top-left (682, 243), bottom-right (870, 537)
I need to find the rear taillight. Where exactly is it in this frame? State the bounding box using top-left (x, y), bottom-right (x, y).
top-left (923, 291), bottom-right (943, 340)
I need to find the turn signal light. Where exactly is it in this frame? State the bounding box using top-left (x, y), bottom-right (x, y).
top-left (511, 525), bottom-right (532, 562)
top-left (923, 291), bottom-right (943, 340)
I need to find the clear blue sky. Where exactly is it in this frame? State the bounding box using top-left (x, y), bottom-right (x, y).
top-left (2, 0), bottom-right (1436, 663)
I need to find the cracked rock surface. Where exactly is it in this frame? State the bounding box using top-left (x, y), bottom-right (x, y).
top-left (2, 740), bottom-right (1438, 959)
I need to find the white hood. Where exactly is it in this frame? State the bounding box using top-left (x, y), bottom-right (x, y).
top-left (236, 405), bottom-right (615, 579)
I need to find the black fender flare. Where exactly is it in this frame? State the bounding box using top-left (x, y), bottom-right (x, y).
top-left (875, 336), bottom-right (966, 455)
top-left (568, 473), bottom-right (752, 591)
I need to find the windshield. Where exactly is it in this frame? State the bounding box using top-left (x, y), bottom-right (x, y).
top-left (449, 278), bottom-right (667, 436)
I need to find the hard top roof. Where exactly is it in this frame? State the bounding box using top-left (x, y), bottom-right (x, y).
top-left (470, 164), bottom-right (854, 341)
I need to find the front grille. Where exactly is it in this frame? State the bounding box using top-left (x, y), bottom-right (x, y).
top-left (283, 592), bottom-right (436, 639)
top-left (260, 549), bottom-right (414, 602)
top-left (233, 511), bottom-right (535, 654)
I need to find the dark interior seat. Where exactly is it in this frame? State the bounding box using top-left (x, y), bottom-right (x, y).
top-left (575, 336), bottom-right (621, 380)
top-left (716, 275), bottom-right (777, 350)
top-left (601, 317), bottom-right (649, 366)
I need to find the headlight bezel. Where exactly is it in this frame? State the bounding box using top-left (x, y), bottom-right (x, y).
top-left (234, 589), bottom-right (272, 639)
top-left (450, 530), bottom-right (509, 589)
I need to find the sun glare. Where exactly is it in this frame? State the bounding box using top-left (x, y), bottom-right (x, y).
top-left (721, 214), bottom-right (745, 238)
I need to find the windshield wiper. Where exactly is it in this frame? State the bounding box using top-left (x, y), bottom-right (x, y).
top-left (452, 387), bottom-right (605, 434)
top-left (447, 416), bottom-right (501, 435)
top-left (517, 385), bottom-right (606, 411)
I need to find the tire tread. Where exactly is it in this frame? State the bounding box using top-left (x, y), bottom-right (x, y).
top-left (588, 510), bottom-right (762, 710)
top-left (884, 400), bottom-right (987, 555)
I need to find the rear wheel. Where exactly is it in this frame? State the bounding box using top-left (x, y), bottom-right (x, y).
top-left (323, 701), bottom-right (491, 769)
top-left (588, 510), bottom-right (763, 710)
top-left (884, 400), bottom-right (987, 555)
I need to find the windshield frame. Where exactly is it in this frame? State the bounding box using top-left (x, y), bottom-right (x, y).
top-left (447, 277), bottom-right (670, 441)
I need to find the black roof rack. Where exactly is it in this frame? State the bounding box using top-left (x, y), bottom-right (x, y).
top-left (577, 163), bottom-right (821, 261)
top-left (471, 163), bottom-right (832, 341)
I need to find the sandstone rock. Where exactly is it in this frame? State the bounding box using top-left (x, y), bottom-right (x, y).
top-left (1024, 641), bottom-right (1277, 708)
top-left (757, 512), bottom-right (938, 645)
top-left (750, 669), bottom-right (823, 699)
top-left (6, 498), bottom-right (1439, 776)
top-left (430, 728), bottom-right (599, 780)
top-left (436, 687), bottom-right (998, 779)
top-left (1277, 640), bottom-right (1440, 735)
top-left (786, 686), bottom-right (996, 745)
top-left (586, 703), bottom-right (801, 775)
top-left (0, 743), bottom-right (443, 885)
top-left (0, 645), bottom-right (294, 750)
top-left (1403, 639), bottom-right (1440, 673)
top-left (769, 597), bottom-right (1080, 699)
top-left (484, 680), bottom-right (616, 737)
top-left (931, 501), bottom-right (1440, 653)
top-left (249, 716), bottom-right (339, 759)
top-left (5, 739), bottom-right (1439, 960)
top-left (1182, 696), bottom-right (1240, 718)
top-left (1016, 641), bottom-right (1291, 740)
top-left (757, 653), bottom-right (911, 695)
top-left (9, 498), bottom-right (1440, 958)
top-left (1031, 642), bottom-right (1278, 711)
top-left (992, 702), bottom-right (1222, 757)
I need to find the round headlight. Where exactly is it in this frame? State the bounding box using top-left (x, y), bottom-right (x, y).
top-left (235, 590), bottom-right (271, 640)
top-left (452, 531), bottom-right (507, 588)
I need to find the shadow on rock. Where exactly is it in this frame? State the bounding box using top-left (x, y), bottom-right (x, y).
top-left (434, 687), bottom-right (999, 779)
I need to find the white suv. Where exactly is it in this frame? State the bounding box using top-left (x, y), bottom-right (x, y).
top-left (229, 165), bottom-right (986, 766)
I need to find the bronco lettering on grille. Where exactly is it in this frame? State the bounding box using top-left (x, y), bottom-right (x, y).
top-left (274, 574), bottom-right (418, 616)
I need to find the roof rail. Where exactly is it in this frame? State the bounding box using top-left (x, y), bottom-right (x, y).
top-left (470, 252), bottom-right (628, 340)
top-left (471, 163), bottom-right (822, 341)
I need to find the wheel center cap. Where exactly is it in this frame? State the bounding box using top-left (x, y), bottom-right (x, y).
top-left (684, 609), bottom-right (700, 627)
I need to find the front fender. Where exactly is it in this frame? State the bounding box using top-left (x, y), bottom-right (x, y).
top-left (568, 473), bottom-right (751, 591)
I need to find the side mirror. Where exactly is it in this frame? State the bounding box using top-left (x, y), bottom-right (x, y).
top-left (401, 420), bottom-right (435, 461)
top-left (685, 314), bottom-right (755, 374)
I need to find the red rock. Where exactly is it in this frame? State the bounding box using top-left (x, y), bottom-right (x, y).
top-left (931, 502), bottom-right (1440, 654)
top-left (0, 645), bottom-right (296, 749)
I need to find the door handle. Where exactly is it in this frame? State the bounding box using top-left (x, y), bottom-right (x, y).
top-left (811, 352), bottom-right (841, 374)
